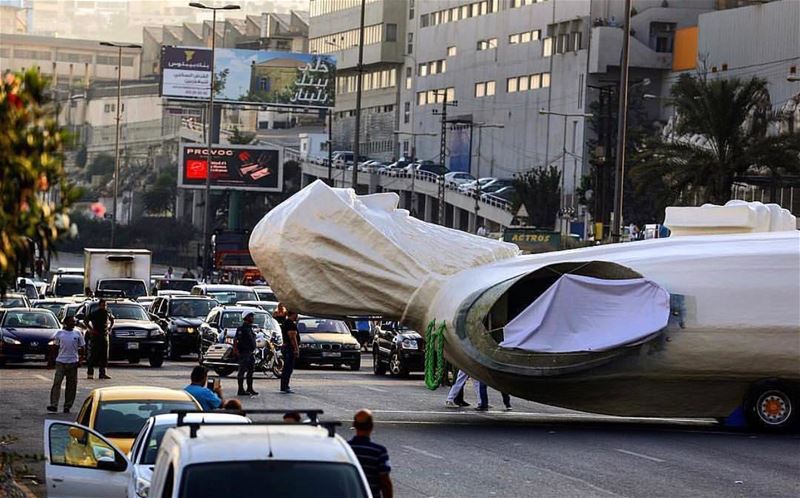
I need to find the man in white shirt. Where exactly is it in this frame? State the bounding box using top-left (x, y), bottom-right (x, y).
top-left (48, 317), bottom-right (85, 413)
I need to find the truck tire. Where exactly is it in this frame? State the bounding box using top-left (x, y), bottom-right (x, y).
top-left (149, 352), bottom-right (164, 368)
top-left (745, 380), bottom-right (797, 431)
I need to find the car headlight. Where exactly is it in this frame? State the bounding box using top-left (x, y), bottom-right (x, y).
top-left (48, 339), bottom-right (57, 346)
top-left (345, 343), bottom-right (360, 350)
top-left (2, 336), bottom-right (21, 345)
top-left (135, 476), bottom-right (150, 498)
top-left (401, 339), bottom-right (419, 350)
top-left (149, 328), bottom-right (165, 337)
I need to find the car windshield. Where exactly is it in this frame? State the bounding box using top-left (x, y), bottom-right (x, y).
top-left (54, 277), bottom-right (83, 297)
top-left (2, 310), bottom-right (59, 328)
top-left (94, 400), bottom-right (198, 439)
top-left (106, 303), bottom-right (149, 321)
top-left (220, 311), bottom-right (268, 329)
top-left (297, 318), bottom-right (351, 334)
top-left (169, 299), bottom-right (216, 318)
top-left (61, 306), bottom-right (79, 321)
top-left (98, 279), bottom-right (147, 299)
top-left (255, 290), bottom-right (277, 301)
top-left (34, 302), bottom-right (67, 315)
top-left (208, 290), bottom-right (258, 305)
top-left (158, 279), bottom-right (197, 292)
top-left (180, 461), bottom-right (367, 498)
top-left (0, 297), bottom-right (27, 308)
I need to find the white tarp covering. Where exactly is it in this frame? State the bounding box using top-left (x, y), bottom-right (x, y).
top-left (500, 274), bottom-right (671, 353)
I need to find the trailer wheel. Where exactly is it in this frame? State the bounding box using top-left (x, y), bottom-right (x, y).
top-left (745, 380), bottom-right (797, 431)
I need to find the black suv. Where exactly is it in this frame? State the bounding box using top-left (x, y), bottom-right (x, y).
top-left (150, 295), bottom-right (218, 359)
top-left (75, 299), bottom-right (166, 367)
top-left (372, 322), bottom-right (424, 377)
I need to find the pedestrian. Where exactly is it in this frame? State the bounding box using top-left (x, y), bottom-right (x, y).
top-left (184, 366), bottom-right (223, 411)
top-left (348, 409), bottom-right (393, 498)
top-left (182, 267), bottom-right (196, 279)
top-left (164, 266), bottom-right (174, 279)
top-left (234, 312), bottom-right (258, 396)
top-left (474, 379), bottom-right (489, 411)
top-left (279, 310), bottom-right (299, 393)
top-left (445, 370), bottom-right (471, 408)
top-left (272, 303), bottom-right (287, 326)
top-left (47, 317), bottom-right (85, 413)
top-left (477, 225), bottom-right (488, 237)
top-left (85, 299), bottom-right (114, 380)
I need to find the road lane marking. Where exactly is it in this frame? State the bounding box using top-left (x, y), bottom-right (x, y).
top-left (402, 445), bottom-right (443, 460)
top-left (615, 449), bottom-right (665, 463)
top-left (362, 385), bottom-right (387, 393)
top-left (34, 375), bottom-right (49, 381)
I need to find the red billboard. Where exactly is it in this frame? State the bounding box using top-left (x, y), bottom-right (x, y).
top-left (178, 144), bottom-right (283, 192)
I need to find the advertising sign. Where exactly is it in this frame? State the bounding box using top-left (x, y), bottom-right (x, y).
top-left (448, 124), bottom-right (471, 173)
top-left (502, 228), bottom-right (561, 253)
top-left (161, 46), bottom-right (336, 108)
top-left (179, 144), bottom-right (283, 192)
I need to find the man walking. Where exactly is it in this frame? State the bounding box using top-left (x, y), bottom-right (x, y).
top-left (47, 317), bottom-right (85, 413)
top-left (279, 310), bottom-right (299, 393)
top-left (445, 370), bottom-right (472, 408)
top-left (85, 299), bottom-right (113, 379)
top-left (234, 312), bottom-right (258, 396)
top-left (348, 409), bottom-right (393, 498)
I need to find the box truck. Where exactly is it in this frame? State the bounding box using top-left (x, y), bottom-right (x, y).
top-left (84, 249), bottom-right (152, 298)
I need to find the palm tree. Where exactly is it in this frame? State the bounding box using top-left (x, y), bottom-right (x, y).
top-left (632, 74), bottom-right (800, 205)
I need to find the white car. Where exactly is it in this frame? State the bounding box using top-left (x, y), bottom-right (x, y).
top-left (458, 176), bottom-right (496, 193)
top-left (252, 285), bottom-right (277, 302)
top-left (444, 171), bottom-right (475, 187)
top-left (43, 413), bottom-right (249, 498)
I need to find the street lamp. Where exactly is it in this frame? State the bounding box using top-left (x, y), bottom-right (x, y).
top-left (539, 110), bottom-right (592, 234)
top-left (189, 2), bottom-right (240, 281)
top-left (393, 130), bottom-right (436, 214)
top-left (99, 41), bottom-right (141, 248)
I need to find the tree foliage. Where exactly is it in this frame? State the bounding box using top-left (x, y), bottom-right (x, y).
top-left (632, 74), bottom-right (800, 205)
top-left (0, 69), bottom-right (78, 291)
top-left (229, 126), bottom-right (256, 145)
top-left (142, 167), bottom-right (178, 215)
top-left (85, 152), bottom-right (115, 182)
top-left (512, 166), bottom-right (561, 229)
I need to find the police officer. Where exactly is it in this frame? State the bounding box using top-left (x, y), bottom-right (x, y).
top-left (235, 312), bottom-right (258, 396)
top-left (85, 299), bottom-right (114, 380)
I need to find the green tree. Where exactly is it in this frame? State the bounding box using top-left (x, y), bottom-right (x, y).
top-left (632, 74), bottom-right (800, 205)
top-left (0, 69), bottom-right (78, 291)
top-left (85, 152), bottom-right (115, 182)
top-left (229, 126), bottom-right (256, 145)
top-left (512, 166), bottom-right (561, 229)
top-left (142, 167), bottom-right (177, 215)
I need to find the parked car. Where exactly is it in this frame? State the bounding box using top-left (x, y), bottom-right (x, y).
top-left (252, 285), bottom-right (278, 302)
top-left (373, 321), bottom-right (425, 377)
top-left (481, 186), bottom-right (516, 202)
top-left (151, 295), bottom-right (219, 359)
top-left (75, 299), bottom-right (166, 367)
top-left (57, 302), bottom-right (84, 325)
top-left (414, 162), bottom-right (449, 177)
top-left (153, 278), bottom-right (198, 294)
top-left (32, 298), bottom-right (74, 317)
top-left (444, 171), bottom-right (476, 187)
top-left (198, 305), bottom-right (276, 356)
top-left (47, 274), bottom-right (84, 298)
top-left (380, 159), bottom-right (411, 176)
top-left (0, 308), bottom-right (61, 366)
top-left (190, 284), bottom-right (258, 305)
top-left (296, 315), bottom-right (361, 370)
top-left (236, 300), bottom-right (279, 314)
top-left (72, 386), bottom-right (201, 454)
top-left (136, 295), bottom-right (157, 310)
top-left (479, 178), bottom-right (514, 194)
top-left (0, 293), bottom-right (31, 309)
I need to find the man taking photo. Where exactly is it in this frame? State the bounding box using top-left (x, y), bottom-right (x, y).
top-left (184, 366), bottom-right (223, 411)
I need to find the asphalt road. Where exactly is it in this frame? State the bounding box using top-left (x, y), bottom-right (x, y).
top-left (2, 356), bottom-right (798, 498)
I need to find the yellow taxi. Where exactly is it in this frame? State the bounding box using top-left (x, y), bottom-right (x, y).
top-left (75, 386), bottom-right (201, 454)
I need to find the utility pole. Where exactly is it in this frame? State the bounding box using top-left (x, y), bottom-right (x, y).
top-left (99, 41), bottom-right (141, 248)
top-left (351, 0), bottom-right (366, 191)
top-left (432, 92), bottom-right (457, 225)
top-left (611, 0), bottom-right (632, 242)
top-left (327, 109), bottom-right (333, 183)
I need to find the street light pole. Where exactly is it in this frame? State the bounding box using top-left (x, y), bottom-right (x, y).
top-left (352, 0), bottom-right (366, 191)
top-left (611, 0), bottom-right (633, 243)
top-left (99, 41), bottom-right (141, 248)
top-left (189, 2), bottom-right (240, 281)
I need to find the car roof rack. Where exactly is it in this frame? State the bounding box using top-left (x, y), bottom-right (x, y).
top-left (172, 409), bottom-right (340, 438)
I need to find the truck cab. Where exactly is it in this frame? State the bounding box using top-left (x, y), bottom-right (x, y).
top-left (84, 249), bottom-right (152, 298)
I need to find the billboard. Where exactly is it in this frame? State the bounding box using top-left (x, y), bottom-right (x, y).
top-left (161, 46), bottom-right (336, 108)
top-left (502, 228), bottom-right (561, 253)
top-left (179, 144), bottom-right (283, 192)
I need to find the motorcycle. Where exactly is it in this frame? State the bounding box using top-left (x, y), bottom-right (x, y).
top-left (201, 328), bottom-right (284, 378)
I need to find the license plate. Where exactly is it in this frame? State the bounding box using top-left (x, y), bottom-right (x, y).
top-left (23, 354), bottom-right (45, 360)
top-left (322, 352), bottom-right (341, 358)
top-left (126, 342), bottom-right (139, 350)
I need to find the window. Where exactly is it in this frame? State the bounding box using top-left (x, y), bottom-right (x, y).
top-left (530, 73), bottom-right (541, 89)
top-left (405, 67), bottom-right (412, 89)
top-left (543, 37), bottom-right (553, 57)
top-left (519, 76), bottom-right (529, 92)
top-left (486, 81), bottom-right (496, 96)
top-left (385, 23), bottom-right (397, 42)
top-left (477, 38), bottom-right (497, 50)
top-left (571, 32), bottom-right (582, 51)
top-left (420, 14), bottom-right (429, 27)
top-left (404, 102), bottom-right (410, 123)
top-left (509, 33), bottom-right (520, 44)
top-left (521, 31), bottom-right (531, 43)
top-left (407, 33), bottom-right (413, 54)
top-left (475, 82), bottom-right (486, 98)
top-left (447, 46), bottom-right (457, 57)
top-left (507, 77), bottom-right (518, 93)
top-left (409, 0), bottom-right (414, 19)
top-left (542, 72), bottom-right (550, 87)
top-left (418, 63), bottom-right (427, 76)
top-left (446, 87), bottom-right (455, 103)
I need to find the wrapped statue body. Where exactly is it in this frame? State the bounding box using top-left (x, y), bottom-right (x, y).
top-left (250, 180), bottom-right (800, 430)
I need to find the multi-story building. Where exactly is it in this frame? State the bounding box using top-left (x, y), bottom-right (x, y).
top-left (0, 0), bottom-right (28, 34)
top-left (309, 0), bottom-right (408, 162)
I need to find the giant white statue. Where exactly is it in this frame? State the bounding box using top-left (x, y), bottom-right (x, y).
top-left (250, 180), bottom-right (800, 430)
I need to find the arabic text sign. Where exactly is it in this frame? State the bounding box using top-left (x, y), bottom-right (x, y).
top-left (161, 46), bottom-right (213, 99)
top-left (179, 144), bottom-right (284, 193)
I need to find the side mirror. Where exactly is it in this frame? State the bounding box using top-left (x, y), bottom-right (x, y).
top-left (96, 455), bottom-right (127, 472)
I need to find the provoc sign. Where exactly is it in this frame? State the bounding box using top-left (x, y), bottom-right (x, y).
top-left (178, 144), bottom-right (283, 192)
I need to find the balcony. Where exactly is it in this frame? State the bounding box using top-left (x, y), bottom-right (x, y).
top-left (588, 26), bottom-right (673, 73)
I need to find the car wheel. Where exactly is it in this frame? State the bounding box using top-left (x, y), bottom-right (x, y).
top-left (166, 339), bottom-right (180, 361)
top-left (745, 380), bottom-right (797, 431)
top-left (127, 355), bottom-right (140, 364)
top-left (373, 350), bottom-right (386, 376)
top-left (272, 356), bottom-right (284, 378)
top-left (148, 352), bottom-right (164, 368)
top-left (389, 352), bottom-right (408, 378)
top-left (350, 358), bottom-right (361, 371)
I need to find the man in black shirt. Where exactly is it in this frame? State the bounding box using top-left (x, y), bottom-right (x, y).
top-left (234, 312), bottom-right (258, 396)
top-left (85, 299), bottom-right (114, 380)
top-left (279, 311), bottom-right (299, 393)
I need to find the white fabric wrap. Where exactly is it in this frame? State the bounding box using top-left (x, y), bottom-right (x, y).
top-left (500, 274), bottom-right (671, 353)
top-left (248, 180), bottom-right (520, 318)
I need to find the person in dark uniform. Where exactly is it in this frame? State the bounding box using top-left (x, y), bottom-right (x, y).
top-left (85, 299), bottom-right (114, 380)
top-left (348, 409), bottom-right (393, 498)
top-left (234, 312), bottom-right (258, 396)
top-left (279, 310), bottom-right (299, 393)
